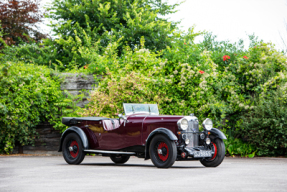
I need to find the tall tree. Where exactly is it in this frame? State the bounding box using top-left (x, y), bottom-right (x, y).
top-left (0, 0), bottom-right (46, 47)
top-left (48, 0), bottom-right (180, 52)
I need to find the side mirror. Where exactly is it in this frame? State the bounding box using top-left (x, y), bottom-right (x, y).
top-left (118, 114), bottom-right (123, 118)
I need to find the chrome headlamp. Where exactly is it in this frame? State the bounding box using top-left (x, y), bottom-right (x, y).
top-left (179, 118), bottom-right (188, 130)
top-left (203, 118), bottom-right (213, 131)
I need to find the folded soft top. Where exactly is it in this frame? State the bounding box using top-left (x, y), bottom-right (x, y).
top-left (62, 117), bottom-right (110, 126)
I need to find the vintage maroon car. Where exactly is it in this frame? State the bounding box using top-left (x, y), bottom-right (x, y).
top-left (59, 103), bottom-right (226, 168)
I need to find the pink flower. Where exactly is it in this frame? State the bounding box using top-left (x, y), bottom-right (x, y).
top-left (243, 56), bottom-right (248, 59)
top-left (199, 70), bottom-right (205, 74)
top-left (184, 42), bottom-right (186, 45)
top-left (223, 55), bottom-right (230, 61)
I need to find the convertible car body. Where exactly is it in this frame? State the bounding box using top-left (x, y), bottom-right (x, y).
top-left (59, 103), bottom-right (226, 168)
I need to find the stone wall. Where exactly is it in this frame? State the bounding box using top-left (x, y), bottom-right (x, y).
top-left (13, 122), bottom-right (61, 154)
top-left (13, 73), bottom-right (98, 154)
top-left (61, 73), bottom-right (99, 107)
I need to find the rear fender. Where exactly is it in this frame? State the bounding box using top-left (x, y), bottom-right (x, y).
top-left (58, 126), bottom-right (89, 152)
top-left (209, 128), bottom-right (227, 140)
top-left (144, 128), bottom-right (178, 160)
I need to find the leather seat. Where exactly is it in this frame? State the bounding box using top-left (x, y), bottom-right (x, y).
top-left (102, 119), bottom-right (123, 131)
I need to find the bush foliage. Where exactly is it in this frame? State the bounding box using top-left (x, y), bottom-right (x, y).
top-left (240, 89), bottom-right (287, 156)
top-left (0, 62), bottom-right (79, 154)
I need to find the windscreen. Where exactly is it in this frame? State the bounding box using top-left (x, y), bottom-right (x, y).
top-left (123, 103), bottom-right (159, 115)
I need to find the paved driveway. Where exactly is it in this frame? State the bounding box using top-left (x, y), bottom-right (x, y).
top-left (0, 156), bottom-right (286, 192)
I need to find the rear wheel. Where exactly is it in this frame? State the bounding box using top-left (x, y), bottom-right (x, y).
top-left (149, 135), bottom-right (177, 168)
top-left (110, 155), bottom-right (130, 164)
top-left (62, 133), bottom-right (86, 164)
top-left (200, 138), bottom-right (225, 167)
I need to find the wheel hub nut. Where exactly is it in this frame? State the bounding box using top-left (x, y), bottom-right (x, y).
top-left (158, 149), bottom-right (162, 154)
top-left (69, 146), bottom-right (73, 152)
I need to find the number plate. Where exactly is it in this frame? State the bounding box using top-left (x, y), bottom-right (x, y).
top-left (193, 150), bottom-right (212, 158)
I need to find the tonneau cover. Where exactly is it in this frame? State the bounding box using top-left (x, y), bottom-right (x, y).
top-left (62, 117), bottom-right (109, 126)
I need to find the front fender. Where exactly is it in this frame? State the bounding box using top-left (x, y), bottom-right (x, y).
top-left (144, 128), bottom-right (178, 160)
top-left (209, 128), bottom-right (227, 140)
top-left (58, 126), bottom-right (89, 152)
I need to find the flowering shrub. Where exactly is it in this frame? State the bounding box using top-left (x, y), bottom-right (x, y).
top-left (223, 55), bottom-right (230, 61)
top-left (81, 72), bottom-right (165, 117)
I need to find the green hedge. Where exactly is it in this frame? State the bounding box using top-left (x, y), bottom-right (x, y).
top-left (0, 62), bottom-right (78, 154)
top-left (240, 89), bottom-right (287, 156)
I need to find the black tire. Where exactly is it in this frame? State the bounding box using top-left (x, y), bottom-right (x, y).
top-left (149, 135), bottom-right (177, 168)
top-left (62, 133), bottom-right (86, 165)
top-left (200, 138), bottom-right (225, 167)
top-left (110, 155), bottom-right (130, 164)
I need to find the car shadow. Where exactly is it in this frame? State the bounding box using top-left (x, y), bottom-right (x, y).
top-left (79, 163), bottom-right (204, 169)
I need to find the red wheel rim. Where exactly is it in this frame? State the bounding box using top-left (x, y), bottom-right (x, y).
top-left (157, 142), bottom-right (169, 161)
top-left (210, 142), bottom-right (217, 160)
top-left (69, 140), bottom-right (79, 158)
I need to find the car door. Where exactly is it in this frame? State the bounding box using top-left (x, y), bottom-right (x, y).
top-left (123, 114), bottom-right (147, 146)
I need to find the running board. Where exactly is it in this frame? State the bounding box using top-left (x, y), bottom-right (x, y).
top-left (84, 149), bottom-right (136, 155)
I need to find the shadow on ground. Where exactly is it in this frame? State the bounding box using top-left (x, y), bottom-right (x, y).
top-left (64, 163), bottom-right (205, 169)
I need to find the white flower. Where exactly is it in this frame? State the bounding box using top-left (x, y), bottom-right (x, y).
top-left (181, 63), bottom-right (188, 67)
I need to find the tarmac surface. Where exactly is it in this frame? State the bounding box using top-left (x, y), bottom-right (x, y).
top-left (0, 155), bottom-right (286, 192)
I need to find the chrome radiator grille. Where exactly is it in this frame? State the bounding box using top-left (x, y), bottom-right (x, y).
top-left (192, 120), bottom-right (199, 132)
top-left (185, 120), bottom-right (199, 148)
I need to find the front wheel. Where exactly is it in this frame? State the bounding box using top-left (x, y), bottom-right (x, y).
top-left (110, 155), bottom-right (130, 164)
top-left (149, 135), bottom-right (177, 168)
top-left (62, 133), bottom-right (86, 165)
top-left (200, 138), bottom-right (225, 167)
